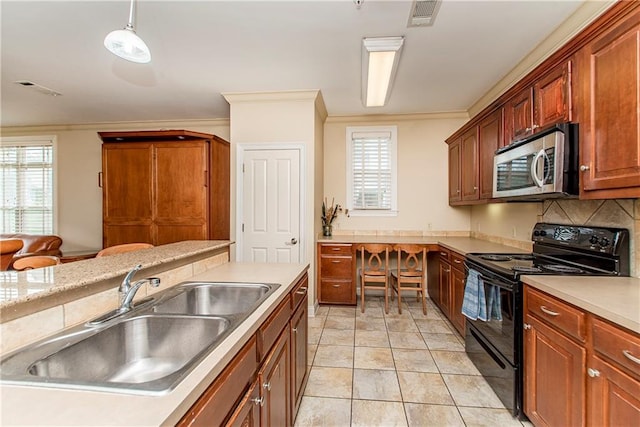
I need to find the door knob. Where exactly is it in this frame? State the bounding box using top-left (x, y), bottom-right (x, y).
top-left (290, 238), bottom-right (298, 245)
top-left (580, 165), bottom-right (590, 172)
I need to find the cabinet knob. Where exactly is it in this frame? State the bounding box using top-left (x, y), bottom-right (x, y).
top-left (587, 368), bottom-right (600, 378)
top-left (580, 165), bottom-right (590, 172)
top-left (457, 189), bottom-right (460, 193)
top-left (293, 327), bottom-right (298, 333)
top-left (252, 396), bottom-right (265, 406)
top-left (263, 381), bottom-right (271, 391)
top-left (473, 186), bottom-right (478, 190)
top-left (523, 323), bottom-right (532, 330)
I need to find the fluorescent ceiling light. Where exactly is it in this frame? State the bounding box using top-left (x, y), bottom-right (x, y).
top-left (362, 37), bottom-right (404, 107)
top-left (104, 0), bottom-right (151, 64)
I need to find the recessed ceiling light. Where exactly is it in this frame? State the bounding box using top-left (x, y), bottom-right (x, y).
top-left (14, 81), bottom-right (62, 97)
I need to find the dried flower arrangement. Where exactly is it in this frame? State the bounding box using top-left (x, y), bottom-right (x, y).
top-left (322, 198), bottom-right (348, 236)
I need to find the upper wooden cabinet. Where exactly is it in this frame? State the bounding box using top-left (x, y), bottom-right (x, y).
top-left (574, 5), bottom-right (640, 199)
top-left (99, 130), bottom-right (230, 248)
top-left (504, 61), bottom-right (571, 145)
top-left (446, 1), bottom-right (640, 204)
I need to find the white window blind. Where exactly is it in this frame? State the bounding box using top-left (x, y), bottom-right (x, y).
top-left (346, 126), bottom-right (397, 215)
top-left (0, 139), bottom-right (54, 234)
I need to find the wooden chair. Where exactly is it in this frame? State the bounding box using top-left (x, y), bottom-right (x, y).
top-left (357, 243), bottom-right (392, 314)
top-left (390, 244), bottom-right (427, 315)
top-left (12, 255), bottom-right (60, 271)
top-left (96, 243), bottom-right (154, 257)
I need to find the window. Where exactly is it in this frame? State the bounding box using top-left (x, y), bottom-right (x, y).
top-left (0, 137), bottom-right (55, 234)
top-left (346, 126), bottom-right (397, 216)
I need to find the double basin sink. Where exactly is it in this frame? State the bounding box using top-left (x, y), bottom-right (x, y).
top-left (0, 281), bottom-right (279, 395)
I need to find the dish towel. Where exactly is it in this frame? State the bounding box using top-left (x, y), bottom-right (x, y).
top-left (486, 285), bottom-right (503, 321)
top-left (461, 268), bottom-right (488, 321)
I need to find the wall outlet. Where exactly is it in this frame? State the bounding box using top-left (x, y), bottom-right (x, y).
top-left (512, 226), bottom-right (517, 237)
top-left (427, 223), bottom-right (432, 230)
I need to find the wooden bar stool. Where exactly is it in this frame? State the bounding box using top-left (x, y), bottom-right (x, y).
top-left (357, 243), bottom-right (392, 314)
top-left (96, 243), bottom-right (154, 257)
top-left (390, 244), bottom-right (427, 314)
top-left (12, 255), bottom-right (61, 271)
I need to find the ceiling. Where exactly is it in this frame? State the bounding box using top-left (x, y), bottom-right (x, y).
top-left (1, 1), bottom-right (585, 128)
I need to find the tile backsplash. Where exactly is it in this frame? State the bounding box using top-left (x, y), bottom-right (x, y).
top-left (542, 199), bottom-right (638, 277)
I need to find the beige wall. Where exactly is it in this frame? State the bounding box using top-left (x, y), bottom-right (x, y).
top-left (1, 120), bottom-right (230, 252)
top-left (323, 113), bottom-right (470, 234)
top-left (223, 90), bottom-right (325, 310)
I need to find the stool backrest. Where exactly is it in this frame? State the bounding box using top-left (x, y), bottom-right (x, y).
top-left (96, 243), bottom-right (154, 257)
top-left (13, 255), bottom-right (60, 271)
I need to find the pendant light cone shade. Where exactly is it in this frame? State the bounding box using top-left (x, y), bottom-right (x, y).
top-left (362, 37), bottom-right (404, 107)
top-left (104, 0), bottom-right (151, 63)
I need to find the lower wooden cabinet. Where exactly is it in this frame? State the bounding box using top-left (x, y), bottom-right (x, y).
top-left (317, 243), bottom-right (355, 305)
top-left (178, 273), bottom-right (308, 427)
top-left (426, 246), bottom-right (466, 336)
top-left (523, 285), bottom-right (640, 427)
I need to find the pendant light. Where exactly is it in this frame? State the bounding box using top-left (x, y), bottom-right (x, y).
top-left (104, 0), bottom-right (151, 64)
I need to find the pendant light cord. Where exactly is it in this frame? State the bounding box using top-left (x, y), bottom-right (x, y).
top-left (127, 0), bottom-right (135, 30)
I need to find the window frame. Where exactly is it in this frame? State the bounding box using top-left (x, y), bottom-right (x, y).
top-left (345, 125), bottom-right (398, 217)
top-left (0, 135), bottom-right (58, 234)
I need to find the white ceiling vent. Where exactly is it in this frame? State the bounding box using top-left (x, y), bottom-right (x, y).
top-left (407, 0), bottom-right (441, 27)
top-left (14, 80), bottom-right (62, 97)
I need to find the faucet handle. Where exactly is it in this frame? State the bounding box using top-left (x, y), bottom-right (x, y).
top-left (148, 278), bottom-right (161, 288)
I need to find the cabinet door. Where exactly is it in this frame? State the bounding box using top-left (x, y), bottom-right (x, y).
top-left (576, 8), bottom-right (640, 198)
top-left (478, 110), bottom-right (502, 199)
top-left (460, 128), bottom-right (479, 201)
top-left (504, 88), bottom-right (534, 144)
top-left (154, 141), bottom-right (209, 244)
top-left (290, 298), bottom-right (308, 422)
top-left (534, 61), bottom-right (572, 129)
top-left (450, 267), bottom-right (466, 336)
top-left (587, 355), bottom-right (640, 427)
top-left (448, 140), bottom-right (461, 203)
top-left (226, 380), bottom-right (261, 427)
top-left (102, 143), bottom-right (154, 247)
top-left (260, 328), bottom-right (291, 427)
top-left (438, 262), bottom-right (451, 318)
top-left (524, 315), bottom-right (586, 427)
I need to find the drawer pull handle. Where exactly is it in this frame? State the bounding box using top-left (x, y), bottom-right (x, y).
top-left (332, 284), bottom-right (341, 288)
top-left (587, 368), bottom-right (600, 378)
top-left (540, 306), bottom-right (559, 316)
top-left (454, 259), bottom-right (462, 264)
top-left (332, 260), bottom-right (341, 264)
top-left (252, 396), bottom-right (265, 406)
top-left (440, 252), bottom-right (447, 256)
top-left (623, 350), bottom-right (640, 365)
top-left (296, 287), bottom-right (308, 295)
top-left (332, 247), bottom-right (341, 251)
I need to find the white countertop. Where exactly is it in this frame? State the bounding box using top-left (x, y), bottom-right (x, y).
top-left (522, 275), bottom-right (640, 334)
top-left (0, 262), bottom-right (309, 426)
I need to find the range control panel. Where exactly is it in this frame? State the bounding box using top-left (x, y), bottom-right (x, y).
top-left (531, 222), bottom-right (629, 255)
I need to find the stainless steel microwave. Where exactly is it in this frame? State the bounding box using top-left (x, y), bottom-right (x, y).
top-left (493, 123), bottom-right (578, 200)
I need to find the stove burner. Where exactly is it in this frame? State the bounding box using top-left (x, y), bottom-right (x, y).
top-left (511, 254), bottom-right (534, 261)
top-left (479, 254), bottom-right (512, 261)
top-left (512, 266), bottom-right (543, 273)
top-left (541, 264), bottom-right (585, 274)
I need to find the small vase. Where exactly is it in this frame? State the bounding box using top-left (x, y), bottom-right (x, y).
top-left (322, 224), bottom-right (333, 237)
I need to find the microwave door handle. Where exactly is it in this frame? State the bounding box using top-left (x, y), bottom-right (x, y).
top-left (531, 149), bottom-right (545, 188)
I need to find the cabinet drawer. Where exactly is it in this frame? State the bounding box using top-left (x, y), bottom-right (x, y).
top-left (320, 256), bottom-right (353, 279)
top-left (291, 275), bottom-right (309, 310)
top-left (439, 248), bottom-right (451, 263)
top-left (451, 252), bottom-right (465, 272)
top-left (592, 317), bottom-right (640, 379)
top-left (258, 295), bottom-right (291, 361)
top-left (320, 244), bottom-right (352, 255)
top-left (525, 287), bottom-right (586, 342)
top-left (320, 280), bottom-right (354, 304)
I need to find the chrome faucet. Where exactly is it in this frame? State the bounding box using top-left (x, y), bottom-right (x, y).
top-left (119, 264), bottom-right (160, 312)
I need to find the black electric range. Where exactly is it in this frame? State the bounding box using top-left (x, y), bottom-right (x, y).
top-left (463, 223), bottom-right (629, 419)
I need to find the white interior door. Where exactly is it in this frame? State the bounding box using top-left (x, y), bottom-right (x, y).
top-left (241, 148), bottom-right (301, 263)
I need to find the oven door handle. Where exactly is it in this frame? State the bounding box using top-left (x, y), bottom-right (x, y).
top-left (531, 149), bottom-right (548, 188)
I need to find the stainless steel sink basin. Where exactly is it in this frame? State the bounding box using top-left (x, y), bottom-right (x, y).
top-left (151, 282), bottom-right (275, 316)
top-left (0, 281), bottom-right (280, 395)
top-left (1, 315), bottom-right (229, 394)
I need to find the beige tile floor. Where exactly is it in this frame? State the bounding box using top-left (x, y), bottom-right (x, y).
top-left (294, 296), bottom-right (532, 427)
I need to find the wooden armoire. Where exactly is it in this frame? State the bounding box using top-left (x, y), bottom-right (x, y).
top-left (98, 130), bottom-right (230, 248)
